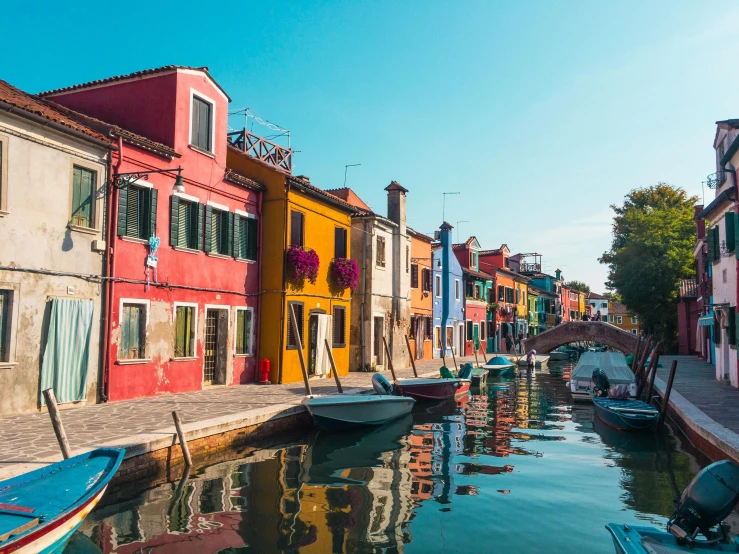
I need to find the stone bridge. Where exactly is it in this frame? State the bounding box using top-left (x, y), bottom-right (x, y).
top-left (522, 321), bottom-right (639, 355)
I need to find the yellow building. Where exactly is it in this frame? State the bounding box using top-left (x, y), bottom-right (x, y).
top-left (579, 291), bottom-right (586, 320)
top-left (227, 144), bottom-right (357, 383)
top-left (608, 300), bottom-right (641, 335)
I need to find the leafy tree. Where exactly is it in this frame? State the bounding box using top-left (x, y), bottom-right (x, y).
top-left (599, 183), bottom-right (698, 345)
top-left (603, 291), bottom-right (622, 302)
top-left (564, 280), bottom-right (590, 293)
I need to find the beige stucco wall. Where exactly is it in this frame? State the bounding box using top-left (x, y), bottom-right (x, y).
top-left (0, 112), bottom-right (108, 415)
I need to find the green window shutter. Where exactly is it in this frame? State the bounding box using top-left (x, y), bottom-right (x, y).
top-left (715, 227), bottom-right (721, 261)
top-left (227, 212), bottom-right (234, 256)
top-left (734, 214), bottom-right (739, 259)
top-left (204, 205), bottom-right (213, 253)
top-left (727, 212), bottom-right (736, 253)
top-left (736, 308), bottom-right (739, 347)
top-left (730, 307), bottom-right (737, 345)
top-left (170, 195), bottom-right (180, 246)
top-left (149, 188), bottom-right (158, 238)
top-left (117, 184), bottom-right (129, 236)
top-left (196, 203), bottom-right (204, 250)
top-left (233, 213), bottom-right (241, 258)
top-left (247, 217), bottom-right (258, 261)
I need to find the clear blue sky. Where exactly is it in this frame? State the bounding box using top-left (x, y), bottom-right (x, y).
top-left (5, 1), bottom-right (737, 291)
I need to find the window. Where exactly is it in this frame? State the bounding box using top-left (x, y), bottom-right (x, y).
top-left (434, 326), bottom-right (441, 349)
top-left (730, 307), bottom-right (736, 345)
top-left (170, 195), bottom-right (201, 249)
top-left (466, 320), bottom-right (473, 340)
top-left (475, 285), bottom-right (481, 299)
top-left (406, 246), bottom-right (410, 273)
top-left (0, 134), bottom-right (7, 214)
top-left (498, 285), bottom-right (505, 302)
top-left (631, 316), bottom-right (637, 324)
top-left (505, 287), bottom-right (514, 304)
top-left (435, 274), bottom-right (441, 297)
top-left (446, 326), bottom-right (454, 350)
top-left (235, 214), bottom-right (258, 261)
top-left (70, 165), bottom-right (96, 228)
top-left (235, 308), bottom-right (253, 355)
top-left (411, 264), bottom-right (419, 288)
top-left (409, 316), bottom-right (416, 339)
top-left (286, 302), bottom-right (304, 349)
top-left (0, 290), bottom-right (10, 362)
top-left (290, 210), bottom-right (304, 247)
top-left (631, 329), bottom-right (637, 335)
top-left (119, 184), bottom-right (157, 240)
top-left (334, 227), bottom-right (347, 258)
top-left (333, 306), bottom-right (346, 347)
top-left (191, 95), bottom-right (213, 152)
top-left (425, 317), bottom-right (433, 340)
top-left (174, 305), bottom-right (196, 358)
top-left (206, 206), bottom-right (232, 255)
top-left (487, 321), bottom-right (495, 336)
top-left (469, 252), bottom-right (475, 268)
top-left (455, 279), bottom-right (460, 300)
top-left (724, 269), bottom-right (728, 284)
top-left (466, 282), bottom-right (474, 298)
top-left (617, 316), bottom-right (623, 324)
top-left (119, 302), bottom-right (147, 360)
top-left (422, 268), bottom-right (431, 292)
top-left (376, 236), bottom-right (386, 267)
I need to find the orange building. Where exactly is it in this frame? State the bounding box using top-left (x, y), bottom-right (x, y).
top-left (608, 301), bottom-right (641, 335)
top-left (409, 228), bottom-right (434, 360)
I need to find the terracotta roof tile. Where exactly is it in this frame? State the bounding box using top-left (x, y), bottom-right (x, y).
top-left (39, 65), bottom-right (231, 101)
top-left (324, 187), bottom-right (373, 211)
top-left (224, 169), bottom-right (265, 191)
top-left (287, 176), bottom-right (359, 213)
top-left (0, 79), bottom-right (110, 144)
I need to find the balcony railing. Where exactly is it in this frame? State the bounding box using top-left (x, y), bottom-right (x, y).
top-left (679, 279), bottom-right (698, 299)
top-left (228, 129), bottom-right (292, 173)
top-left (706, 171), bottom-right (726, 190)
top-left (520, 262), bottom-right (541, 273)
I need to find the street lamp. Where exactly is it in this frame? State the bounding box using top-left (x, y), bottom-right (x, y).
top-left (113, 166), bottom-right (185, 193)
top-left (344, 163), bottom-right (361, 187)
top-left (442, 192), bottom-right (460, 222)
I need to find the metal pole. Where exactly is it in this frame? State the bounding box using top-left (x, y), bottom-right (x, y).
top-left (405, 334), bottom-right (419, 377)
top-left (171, 411), bottom-right (192, 467)
top-left (324, 338), bottom-right (343, 393)
top-left (659, 360), bottom-right (678, 426)
top-left (42, 389), bottom-right (71, 459)
top-left (290, 304), bottom-right (312, 395)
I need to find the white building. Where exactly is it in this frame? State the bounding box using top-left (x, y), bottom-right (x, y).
top-left (587, 292), bottom-right (610, 322)
top-left (330, 183), bottom-right (411, 371)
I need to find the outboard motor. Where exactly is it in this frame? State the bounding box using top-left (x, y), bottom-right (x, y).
top-left (668, 460), bottom-right (739, 545)
top-left (457, 364), bottom-right (473, 380)
top-left (372, 373), bottom-right (395, 396)
top-left (592, 368), bottom-right (610, 397)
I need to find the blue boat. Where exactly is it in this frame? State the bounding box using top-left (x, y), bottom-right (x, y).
top-left (606, 460), bottom-right (739, 553)
top-left (482, 356), bottom-right (516, 376)
top-left (0, 448), bottom-right (124, 554)
top-left (593, 398), bottom-right (660, 432)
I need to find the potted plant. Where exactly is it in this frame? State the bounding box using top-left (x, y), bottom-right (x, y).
top-left (286, 245), bottom-right (320, 284)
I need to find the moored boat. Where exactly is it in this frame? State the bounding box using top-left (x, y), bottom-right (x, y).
top-left (470, 366), bottom-right (488, 386)
top-left (394, 377), bottom-right (469, 401)
top-left (302, 393), bottom-right (415, 431)
top-left (606, 460), bottom-right (739, 553)
top-left (517, 354), bottom-right (550, 366)
top-left (568, 352), bottom-right (636, 402)
top-left (0, 448), bottom-right (124, 554)
top-left (482, 356), bottom-right (516, 376)
top-left (593, 398), bottom-right (660, 432)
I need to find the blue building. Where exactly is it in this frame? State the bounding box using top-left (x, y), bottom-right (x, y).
top-left (432, 222), bottom-right (465, 359)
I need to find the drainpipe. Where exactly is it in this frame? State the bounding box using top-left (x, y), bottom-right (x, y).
top-left (276, 179), bottom-right (291, 384)
top-left (253, 191), bottom-right (264, 382)
top-left (361, 219), bottom-right (368, 369)
top-left (101, 135), bottom-right (124, 401)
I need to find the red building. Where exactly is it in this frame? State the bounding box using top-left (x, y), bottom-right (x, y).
top-left (43, 66), bottom-right (263, 401)
top-left (453, 237), bottom-right (494, 356)
top-left (679, 205), bottom-right (708, 358)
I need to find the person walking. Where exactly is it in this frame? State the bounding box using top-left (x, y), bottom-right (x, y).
top-left (505, 334), bottom-right (513, 353)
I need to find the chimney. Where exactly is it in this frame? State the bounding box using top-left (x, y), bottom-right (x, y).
top-left (694, 205), bottom-right (706, 239)
top-left (385, 181), bottom-right (408, 236)
top-left (555, 268), bottom-right (562, 280)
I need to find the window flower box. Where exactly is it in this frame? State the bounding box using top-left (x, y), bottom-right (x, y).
top-left (286, 245), bottom-right (319, 284)
top-left (330, 257), bottom-right (358, 291)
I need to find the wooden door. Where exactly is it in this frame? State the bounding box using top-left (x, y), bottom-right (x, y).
top-left (203, 310), bottom-right (217, 385)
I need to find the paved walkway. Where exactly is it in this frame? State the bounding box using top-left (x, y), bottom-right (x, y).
top-left (658, 356), bottom-right (739, 435)
top-left (0, 356), bottom-right (477, 475)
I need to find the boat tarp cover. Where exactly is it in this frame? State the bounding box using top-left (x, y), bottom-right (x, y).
top-left (570, 352), bottom-right (634, 384)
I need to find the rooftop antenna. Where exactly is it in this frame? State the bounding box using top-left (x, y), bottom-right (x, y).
top-left (344, 164), bottom-right (361, 187)
top-left (443, 192), bottom-right (460, 222)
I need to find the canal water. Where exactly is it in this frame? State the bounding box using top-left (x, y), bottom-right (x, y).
top-left (70, 360), bottom-right (724, 554)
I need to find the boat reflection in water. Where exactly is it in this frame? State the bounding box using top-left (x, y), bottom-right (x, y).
top-left (73, 362), bottom-right (713, 554)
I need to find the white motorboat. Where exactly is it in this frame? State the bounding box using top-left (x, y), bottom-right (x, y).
top-left (517, 354), bottom-right (550, 366)
top-left (302, 394), bottom-right (415, 431)
top-left (567, 352), bottom-right (636, 402)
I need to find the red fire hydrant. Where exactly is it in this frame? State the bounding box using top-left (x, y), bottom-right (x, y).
top-left (258, 358), bottom-right (271, 385)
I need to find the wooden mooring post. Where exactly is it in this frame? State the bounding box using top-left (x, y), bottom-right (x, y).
top-left (324, 338), bottom-right (344, 393)
top-left (171, 411), bottom-right (192, 467)
top-left (659, 360), bottom-right (678, 427)
top-left (644, 350), bottom-right (661, 403)
top-left (635, 336), bottom-right (653, 381)
top-left (289, 304), bottom-right (312, 396)
top-left (42, 388), bottom-right (71, 459)
top-left (405, 334), bottom-right (419, 377)
top-left (473, 346), bottom-right (480, 368)
top-left (382, 336), bottom-right (398, 381)
top-left (636, 342), bottom-right (661, 399)
top-left (630, 336), bottom-right (643, 374)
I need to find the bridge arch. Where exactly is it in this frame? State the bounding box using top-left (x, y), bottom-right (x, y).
top-left (522, 321), bottom-right (639, 355)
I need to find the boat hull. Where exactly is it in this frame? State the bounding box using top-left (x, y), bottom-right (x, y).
top-left (395, 378), bottom-right (466, 401)
top-left (517, 355), bottom-right (550, 366)
top-left (593, 398), bottom-right (660, 432)
top-left (302, 395), bottom-right (415, 431)
top-left (606, 523), bottom-right (739, 553)
top-left (482, 364), bottom-right (516, 376)
top-left (0, 449), bottom-right (124, 554)
top-left (470, 368), bottom-right (487, 386)
top-left (548, 352), bottom-right (570, 361)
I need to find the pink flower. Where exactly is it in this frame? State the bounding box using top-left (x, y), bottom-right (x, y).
top-left (286, 245), bottom-right (320, 284)
top-left (331, 258), bottom-right (358, 290)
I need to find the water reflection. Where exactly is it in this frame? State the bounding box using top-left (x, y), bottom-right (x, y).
top-left (75, 361), bottom-right (712, 553)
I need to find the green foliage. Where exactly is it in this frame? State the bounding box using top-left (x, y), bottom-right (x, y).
top-left (564, 280), bottom-right (590, 293)
top-left (599, 183), bottom-right (698, 344)
top-left (603, 291), bottom-right (622, 302)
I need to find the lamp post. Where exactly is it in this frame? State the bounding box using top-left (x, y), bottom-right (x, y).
top-left (344, 164), bottom-right (361, 187)
top-left (442, 192), bottom-right (460, 222)
top-left (113, 166), bottom-right (185, 193)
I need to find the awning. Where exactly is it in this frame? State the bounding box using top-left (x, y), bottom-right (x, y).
top-left (698, 312), bottom-right (715, 327)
